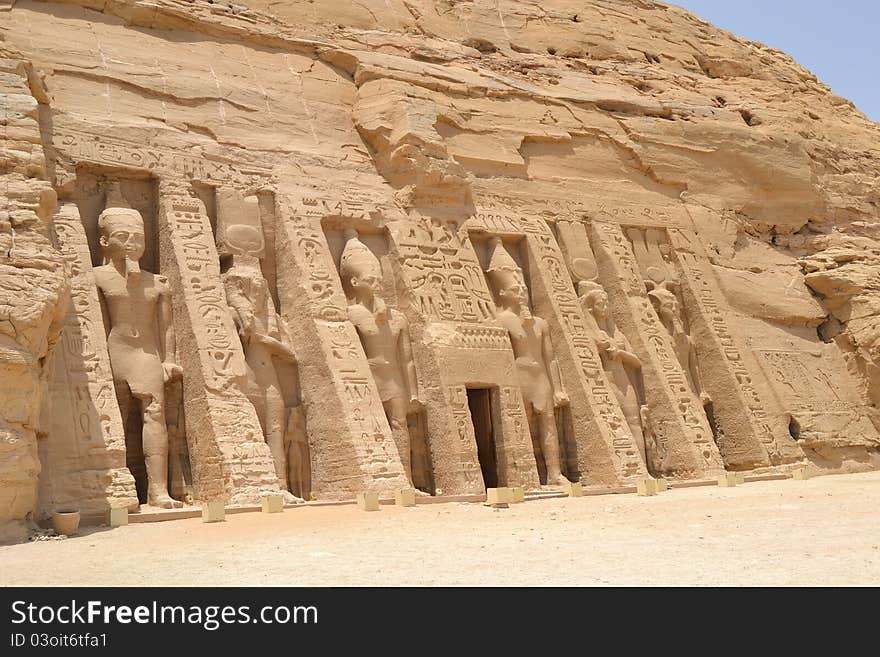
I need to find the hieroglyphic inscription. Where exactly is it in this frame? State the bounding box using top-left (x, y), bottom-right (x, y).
top-left (54, 130), bottom-right (271, 188)
top-left (499, 385), bottom-right (531, 481)
top-left (431, 325), bottom-right (511, 350)
top-left (478, 192), bottom-right (587, 217)
top-left (470, 207), bottom-right (645, 479)
top-left (394, 216), bottom-right (494, 324)
top-left (757, 349), bottom-right (857, 411)
top-left (446, 385), bottom-right (483, 490)
top-left (167, 197), bottom-right (247, 391)
top-left (476, 191), bottom-right (686, 229)
top-left (591, 204), bottom-right (682, 228)
top-left (592, 221), bottom-right (720, 470)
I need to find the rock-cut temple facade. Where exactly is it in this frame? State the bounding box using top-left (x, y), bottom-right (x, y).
top-left (1, 0), bottom-right (879, 539)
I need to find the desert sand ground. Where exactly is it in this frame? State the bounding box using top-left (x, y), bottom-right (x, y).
top-left (2, 471), bottom-right (878, 586)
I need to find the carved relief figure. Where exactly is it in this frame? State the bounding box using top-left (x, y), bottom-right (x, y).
top-left (221, 223), bottom-right (306, 496)
top-left (339, 229), bottom-right (426, 488)
top-left (485, 237), bottom-right (570, 486)
top-left (93, 207), bottom-right (183, 508)
top-left (579, 280), bottom-right (650, 464)
top-left (648, 284), bottom-right (710, 408)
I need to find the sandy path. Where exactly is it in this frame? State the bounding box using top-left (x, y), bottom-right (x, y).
top-left (2, 471), bottom-right (879, 586)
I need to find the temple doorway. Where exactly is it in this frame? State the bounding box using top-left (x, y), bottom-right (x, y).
top-left (467, 387), bottom-right (498, 489)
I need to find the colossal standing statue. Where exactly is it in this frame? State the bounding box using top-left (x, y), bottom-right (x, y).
top-left (578, 280), bottom-right (651, 464)
top-left (221, 223), bottom-right (306, 496)
top-left (339, 229), bottom-right (425, 488)
top-left (93, 207), bottom-right (183, 508)
top-left (648, 284), bottom-right (710, 408)
top-left (485, 237), bottom-right (570, 486)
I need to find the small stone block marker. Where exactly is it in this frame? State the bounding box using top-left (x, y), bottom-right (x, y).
top-left (510, 486), bottom-right (525, 503)
top-left (357, 491), bottom-right (379, 511)
top-left (563, 481), bottom-right (583, 497)
top-left (637, 479), bottom-right (657, 496)
top-left (735, 472), bottom-right (746, 485)
top-left (261, 494), bottom-right (284, 513)
top-left (485, 487), bottom-right (511, 507)
top-left (109, 507), bottom-right (128, 527)
top-left (655, 478), bottom-right (668, 492)
top-left (202, 501), bottom-right (225, 523)
top-left (395, 489), bottom-right (416, 507)
top-left (717, 473), bottom-right (738, 487)
top-left (792, 466), bottom-right (812, 480)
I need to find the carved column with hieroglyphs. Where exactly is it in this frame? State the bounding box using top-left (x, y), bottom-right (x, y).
top-left (158, 182), bottom-right (281, 504)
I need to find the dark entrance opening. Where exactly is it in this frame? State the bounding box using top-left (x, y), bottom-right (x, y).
top-left (704, 399), bottom-right (721, 446)
top-left (467, 388), bottom-right (498, 489)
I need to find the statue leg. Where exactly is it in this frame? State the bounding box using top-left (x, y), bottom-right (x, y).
top-left (536, 406), bottom-right (569, 486)
top-left (383, 396), bottom-right (412, 486)
top-left (285, 405), bottom-right (309, 500)
top-left (264, 385), bottom-right (289, 492)
top-left (619, 387), bottom-right (646, 465)
top-left (138, 389), bottom-right (182, 509)
top-left (115, 381), bottom-right (145, 501)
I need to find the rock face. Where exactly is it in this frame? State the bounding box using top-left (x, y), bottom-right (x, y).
top-left (1, 0), bottom-right (878, 534)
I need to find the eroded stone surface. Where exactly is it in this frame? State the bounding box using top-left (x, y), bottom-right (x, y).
top-left (2, 0), bottom-right (879, 537)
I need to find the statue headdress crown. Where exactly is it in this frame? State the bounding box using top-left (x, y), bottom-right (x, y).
top-left (339, 228), bottom-right (381, 284)
top-left (97, 207), bottom-right (143, 237)
top-left (486, 236), bottom-right (519, 274)
top-left (577, 279), bottom-right (604, 299)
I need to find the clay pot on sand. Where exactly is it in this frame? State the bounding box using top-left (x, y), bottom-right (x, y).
top-left (52, 509), bottom-right (81, 536)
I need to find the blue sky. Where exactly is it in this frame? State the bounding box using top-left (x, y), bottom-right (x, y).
top-left (673, 1), bottom-right (879, 122)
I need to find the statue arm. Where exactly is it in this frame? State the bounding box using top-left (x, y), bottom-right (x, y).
top-left (687, 338), bottom-right (709, 403)
top-left (95, 275), bottom-right (111, 337)
top-left (616, 347), bottom-right (642, 370)
top-left (541, 321), bottom-right (569, 407)
top-left (255, 333), bottom-right (298, 363)
top-left (158, 286), bottom-right (182, 381)
top-left (399, 319), bottom-right (421, 407)
top-left (223, 280), bottom-right (254, 337)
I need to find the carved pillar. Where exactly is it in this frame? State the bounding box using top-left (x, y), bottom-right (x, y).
top-left (39, 203), bottom-right (139, 516)
top-left (590, 221), bottom-right (725, 477)
top-left (157, 182), bottom-right (280, 504)
top-left (668, 228), bottom-right (803, 466)
top-left (274, 195), bottom-right (409, 500)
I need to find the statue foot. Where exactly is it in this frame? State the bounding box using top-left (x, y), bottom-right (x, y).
top-left (546, 473), bottom-right (571, 487)
top-left (280, 490), bottom-right (303, 505)
top-left (149, 494), bottom-right (184, 509)
top-left (413, 488), bottom-right (431, 497)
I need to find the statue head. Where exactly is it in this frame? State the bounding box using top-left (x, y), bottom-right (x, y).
top-left (224, 224), bottom-right (264, 259)
top-left (339, 229), bottom-right (382, 301)
top-left (648, 285), bottom-right (679, 325)
top-left (577, 280), bottom-right (608, 318)
top-left (98, 207), bottom-right (145, 274)
top-left (486, 237), bottom-right (529, 314)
